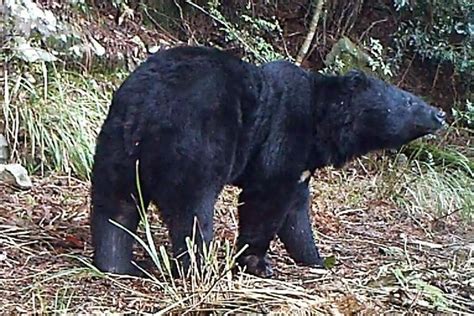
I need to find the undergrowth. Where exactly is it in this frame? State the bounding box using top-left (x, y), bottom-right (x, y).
top-left (2, 63), bottom-right (124, 179)
top-left (397, 162), bottom-right (473, 221)
top-left (186, 0), bottom-right (286, 63)
top-left (67, 159), bottom-right (471, 313)
top-left (313, 140), bottom-right (473, 222)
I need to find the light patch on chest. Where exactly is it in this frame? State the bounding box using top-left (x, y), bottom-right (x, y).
top-left (298, 170), bottom-right (311, 183)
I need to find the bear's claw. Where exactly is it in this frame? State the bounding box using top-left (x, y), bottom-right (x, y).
top-left (237, 254), bottom-right (274, 278)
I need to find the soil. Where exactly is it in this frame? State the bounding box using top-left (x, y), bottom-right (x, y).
top-left (1, 170), bottom-right (472, 313)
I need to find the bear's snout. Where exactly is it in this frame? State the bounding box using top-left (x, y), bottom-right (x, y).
top-left (414, 105), bottom-right (446, 134)
top-left (433, 109), bottom-right (446, 125)
top-left (426, 107), bottom-right (447, 131)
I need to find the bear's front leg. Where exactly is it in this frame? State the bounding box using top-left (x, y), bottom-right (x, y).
top-left (236, 183), bottom-right (297, 277)
top-left (277, 182), bottom-right (323, 266)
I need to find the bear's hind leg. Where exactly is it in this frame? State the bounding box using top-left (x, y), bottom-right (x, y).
top-left (91, 186), bottom-right (149, 275)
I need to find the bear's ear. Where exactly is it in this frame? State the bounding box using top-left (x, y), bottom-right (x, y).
top-left (346, 69), bottom-right (368, 91)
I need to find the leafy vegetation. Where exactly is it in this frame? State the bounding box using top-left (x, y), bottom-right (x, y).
top-left (397, 162), bottom-right (473, 221)
top-left (3, 67), bottom-right (119, 179)
top-left (452, 99), bottom-right (474, 128)
top-left (391, 0), bottom-right (473, 78)
top-left (1, 0), bottom-right (114, 179)
top-left (187, 0), bottom-right (286, 63)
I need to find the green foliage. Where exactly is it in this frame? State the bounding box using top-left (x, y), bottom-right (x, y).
top-left (1, 1), bottom-right (116, 179)
top-left (452, 99), bottom-right (474, 128)
top-left (323, 255), bottom-right (336, 269)
top-left (397, 161), bottom-right (473, 221)
top-left (3, 65), bottom-right (119, 179)
top-left (391, 0), bottom-right (473, 78)
top-left (351, 136), bottom-right (473, 222)
top-left (187, 0), bottom-right (285, 63)
top-left (380, 144), bottom-right (474, 221)
top-left (404, 140), bottom-right (474, 176)
top-left (393, 0), bottom-right (410, 11)
top-left (366, 38), bottom-right (393, 77)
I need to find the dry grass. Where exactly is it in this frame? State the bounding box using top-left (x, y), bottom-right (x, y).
top-left (1, 163), bottom-right (472, 314)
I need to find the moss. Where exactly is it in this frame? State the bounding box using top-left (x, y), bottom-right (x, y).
top-left (324, 36), bottom-right (373, 74)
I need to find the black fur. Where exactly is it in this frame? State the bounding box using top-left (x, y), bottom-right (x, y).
top-left (90, 46), bottom-right (444, 277)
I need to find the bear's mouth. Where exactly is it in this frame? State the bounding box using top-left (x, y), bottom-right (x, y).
top-left (414, 108), bottom-right (447, 136)
top-left (416, 124), bottom-right (445, 139)
top-left (408, 122), bottom-right (446, 143)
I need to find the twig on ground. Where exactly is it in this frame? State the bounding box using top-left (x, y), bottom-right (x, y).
top-left (431, 208), bottom-right (462, 224)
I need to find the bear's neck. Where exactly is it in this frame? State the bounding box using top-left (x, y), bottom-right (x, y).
top-left (309, 74), bottom-right (374, 170)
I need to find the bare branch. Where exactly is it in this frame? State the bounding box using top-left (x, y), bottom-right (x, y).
top-left (295, 0), bottom-right (325, 66)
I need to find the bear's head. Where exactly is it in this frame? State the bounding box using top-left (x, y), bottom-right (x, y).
top-left (343, 69), bottom-right (446, 152)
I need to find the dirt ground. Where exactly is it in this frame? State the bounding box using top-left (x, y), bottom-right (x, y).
top-left (1, 168), bottom-right (472, 314)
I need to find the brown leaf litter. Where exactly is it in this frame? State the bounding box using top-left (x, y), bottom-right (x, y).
top-left (0, 168), bottom-right (472, 314)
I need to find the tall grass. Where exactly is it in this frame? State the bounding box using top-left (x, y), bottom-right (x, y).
top-left (362, 147), bottom-right (473, 221)
top-left (396, 161), bottom-right (473, 221)
top-left (2, 63), bottom-right (121, 180)
top-left (392, 132), bottom-right (473, 221)
top-left (313, 146), bottom-right (473, 222)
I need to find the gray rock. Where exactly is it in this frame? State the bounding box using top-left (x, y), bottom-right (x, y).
top-left (0, 134), bottom-right (8, 164)
top-left (0, 164), bottom-right (33, 190)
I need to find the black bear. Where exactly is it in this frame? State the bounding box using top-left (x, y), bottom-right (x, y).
top-left (90, 46), bottom-right (445, 277)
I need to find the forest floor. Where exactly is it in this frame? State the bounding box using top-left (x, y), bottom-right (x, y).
top-left (1, 165), bottom-right (472, 314)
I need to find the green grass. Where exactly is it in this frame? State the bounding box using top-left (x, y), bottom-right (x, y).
top-left (3, 63), bottom-right (125, 180)
top-left (312, 145), bottom-right (473, 222)
top-left (366, 147), bottom-right (473, 221)
top-left (395, 161), bottom-right (473, 221)
top-left (392, 132), bottom-right (473, 221)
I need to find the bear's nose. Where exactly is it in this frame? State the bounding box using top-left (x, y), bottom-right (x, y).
top-left (434, 110), bottom-right (446, 124)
